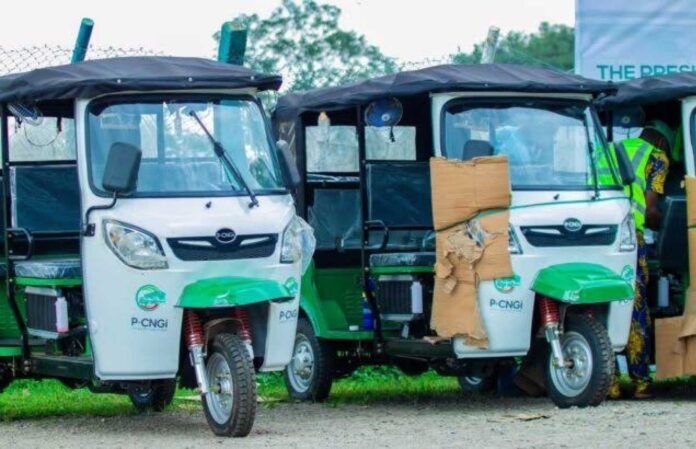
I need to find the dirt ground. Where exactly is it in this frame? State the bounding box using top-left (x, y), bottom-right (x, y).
top-left (2, 396), bottom-right (695, 448)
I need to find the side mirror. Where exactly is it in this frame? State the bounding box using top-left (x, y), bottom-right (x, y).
top-left (102, 142), bottom-right (142, 195)
top-left (276, 140), bottom-right (301, 189)
top-left (613, 142), bottom-right (636, 186)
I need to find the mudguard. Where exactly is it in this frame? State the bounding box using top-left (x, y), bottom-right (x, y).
top-left (177, 276), bottom-right (294, 308)
top-left (531, 263), bottom-right (633, 304)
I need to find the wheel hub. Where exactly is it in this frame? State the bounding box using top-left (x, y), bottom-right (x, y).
top-left (205, 353), bottom-right (234, 425)
top-left (549, 331), bottom-right (593, 398)
top-left (287, 335), bottom-right (315, 393)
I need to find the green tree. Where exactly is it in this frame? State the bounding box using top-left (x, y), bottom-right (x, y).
top-left (452, 22), bottom-right (575, 71)
top-left (218, 0), bottom-right (398, 92)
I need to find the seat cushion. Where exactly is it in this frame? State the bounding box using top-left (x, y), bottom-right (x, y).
top-left (14, 258), bottom-right (82, 279)
top-left (369, 252), bottom-right (435, 268)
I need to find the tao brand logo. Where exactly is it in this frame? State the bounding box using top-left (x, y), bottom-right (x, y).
top-left (563, 218), bottom-right (582, 233)
top-left (215, 228), bottom-right (237, 244)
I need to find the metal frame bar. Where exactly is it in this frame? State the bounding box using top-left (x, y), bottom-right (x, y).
top-left (1, 105), bottom-right (30, 358)
top-left (357, 105), bottom-right (384, 347)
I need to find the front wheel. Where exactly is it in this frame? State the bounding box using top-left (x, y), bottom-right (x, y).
top-left (127, 379), bottom-right (176, 412)
top-left (284, 318), bottom-right (334, 401)
top-left (202, 333), bottom-right (256, 437)
top-left (545, 314), bottom-right (614, 408)
top-left (457, 374), bottom-right (496, 394)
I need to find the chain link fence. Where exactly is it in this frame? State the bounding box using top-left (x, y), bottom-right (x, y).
top-left (0, 45), bottom-right (163, 75)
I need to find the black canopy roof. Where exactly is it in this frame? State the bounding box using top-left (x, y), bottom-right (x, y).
top-left (597, 72), bottom-right (696, 109)
top-left (274, 63), bottom-right (614, 119)
top-left (0, 56), bottom-right (282, 104)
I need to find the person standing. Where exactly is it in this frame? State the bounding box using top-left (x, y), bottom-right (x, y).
top-left (608, 119), bottom-right (673, 399)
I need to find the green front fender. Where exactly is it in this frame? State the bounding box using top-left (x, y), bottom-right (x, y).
top-left (531, 263), bottom-right (634, 304)
top-left (177, 276), bottom-right (295, 309)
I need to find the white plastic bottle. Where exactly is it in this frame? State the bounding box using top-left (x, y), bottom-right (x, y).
top-left (411, 280), bottom-right (424, 314)
top-left (657, 277), bottom-right (669, 308)
top-left (55, 296), bottom-right (69, 333)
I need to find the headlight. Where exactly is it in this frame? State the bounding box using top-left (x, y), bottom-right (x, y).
top-left (280, 215), bottom-right (316, 273)
top-left (103, 219), bottom-right (168, 269)
top-left (508, 225), bottom-right (523, 255)
top-left (619, 213), bottom-right (637, 252)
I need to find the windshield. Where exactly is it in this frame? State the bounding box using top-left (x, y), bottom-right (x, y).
top-left (87, 95), bottom-right (284, 196)
top-left (442, 99), bottom-right (620, 189)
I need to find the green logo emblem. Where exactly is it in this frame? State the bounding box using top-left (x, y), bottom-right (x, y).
top-left (494, 274), bottom-right (521, 293)
top-left (284, 277), bottom-right (299, 296)
top-left (621, 265), bottom-right (635, 283)
top-left (135, 285), bottom-right (166, 311)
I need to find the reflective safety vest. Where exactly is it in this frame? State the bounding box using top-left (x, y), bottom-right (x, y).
top-left (597, 138), bottom-right (654, 232)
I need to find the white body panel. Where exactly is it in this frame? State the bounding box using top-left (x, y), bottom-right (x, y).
top-left (75, 95), bottom-right (301, 380)
top-left (431, 92), bottom-right (636, 358)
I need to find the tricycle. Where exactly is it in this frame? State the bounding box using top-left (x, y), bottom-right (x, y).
top-left (272, 63), bottom-right (637, 407)
top-left (0, 56), bottom-right (313, 436)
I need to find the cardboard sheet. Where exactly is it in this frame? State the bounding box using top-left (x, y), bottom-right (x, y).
top-left (430, 212), bottom-right (512, 346)
top-left (476, 211), bottom-right (514, 281)
top-left (430, 156), bottom-right (511, 230)
top-left (429, 156), bottom-right (512, 347)
top-left (655, 317), bottom-right (685, 380)
top-left (686, 176), bottom-right (696, 227)
top-left (689, 229), bottom-right (696, 286)
top-left (657, 178), bottom-right (696, 378)
top-left (430, 278), bottom-right (488, 347)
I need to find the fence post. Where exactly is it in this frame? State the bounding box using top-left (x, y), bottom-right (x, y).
top-left (71, 18), bottom-right (94, 63)
top-left (480, 26), bottom-right (500, 64)
top-left (217, 21), bottom-right (247, 65)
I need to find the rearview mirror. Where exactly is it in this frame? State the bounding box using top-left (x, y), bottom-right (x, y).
top-left (102, 142), bottom-right (142, 195)
top-left (613, 142), bottom-right (636, 186)
top-left (276, 140), bottom-right (301, 189)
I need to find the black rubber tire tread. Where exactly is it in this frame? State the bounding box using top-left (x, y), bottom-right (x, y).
top-left (457, 374), bottom-right (497, 394)
top-left (0, 372), bottom-right (10, 394)
top-left (545, 314), bottom-right (614, 408)
top-left (127, 379), bottom-right (176, 412)
top-left (283, 318), bottom-right (335, 402)
top-left (395, 359), bottom-right (429, 376)
top-left (150, 379), bottom-right (176, 412)
top-left (202, 333), bottom-right (256, 437)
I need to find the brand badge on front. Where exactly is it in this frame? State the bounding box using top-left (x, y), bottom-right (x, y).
top-left (284, 277), bottom-right (299, 296)
top-left (135, 285), bottom-right (166, 312)
top-left (494, 274), bottom-right (521, 293)
top-left (621, 265), bottom-right (635, 284)
top-left (563, 218), bottom-right (583, 232)
top-left (215, 228), bottom-right (237, 244)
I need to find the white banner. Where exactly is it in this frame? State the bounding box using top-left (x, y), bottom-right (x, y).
top-left (575, 0), bottom-right (696, 80)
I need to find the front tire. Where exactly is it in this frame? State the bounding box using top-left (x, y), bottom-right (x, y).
top-left (284, 318), bottom-right (334, 401)
top-left (545, 314), bottom-right (614, 408)
top-left (127, 379), bottom-right (176, 412)
top-left (202, 333), bottom-right (256, 437)
top-left (458, 374), bottom-right (496, 393)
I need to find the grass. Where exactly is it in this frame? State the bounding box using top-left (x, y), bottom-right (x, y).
top-left (1, 366), bottom-right (695, 421)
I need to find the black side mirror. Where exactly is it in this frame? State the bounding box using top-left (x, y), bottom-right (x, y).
top-left (102, 142), bottom-right (142, 195)
top-left (276, 140), bottom-right (301, 189)
top-left (613, 142), bottom-right (636, 186)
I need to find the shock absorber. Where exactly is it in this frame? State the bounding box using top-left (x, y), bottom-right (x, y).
top-left (183, 309), bottom-right (209, 394)
top-left (538, 296), bottom-right (566, 368)
top-left (233, 307), bottom-right (254, 358)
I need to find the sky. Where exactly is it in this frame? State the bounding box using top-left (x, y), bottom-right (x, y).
top-left (0, 0), bottom-right (574, 63)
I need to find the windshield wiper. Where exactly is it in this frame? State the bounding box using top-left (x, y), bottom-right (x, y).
top-left (187, 110), bottom-right (259, 208)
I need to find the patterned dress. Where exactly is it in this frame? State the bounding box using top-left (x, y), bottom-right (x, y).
top-left (624, 150), bottom-right (669, 391)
